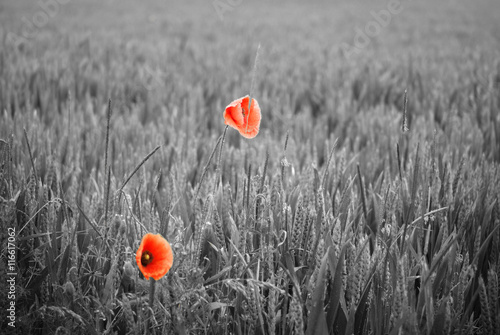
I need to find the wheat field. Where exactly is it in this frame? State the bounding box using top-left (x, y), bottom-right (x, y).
top-left (1, 0), bottom-right (500, 334)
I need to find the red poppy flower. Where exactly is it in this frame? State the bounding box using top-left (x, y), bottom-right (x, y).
top-left (136, 233), bottom-right (173, 280)
top-left (223, 96), bottom-right (261, 139)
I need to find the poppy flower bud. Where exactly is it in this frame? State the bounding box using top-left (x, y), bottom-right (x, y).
top-left (123, 261), bottom-right (135, 278)
top-left (63, 281), bottom-right (75, 297)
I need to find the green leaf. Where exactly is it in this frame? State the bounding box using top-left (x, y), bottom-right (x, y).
top-left (431, 296), bottom-right (450, 335)
top-left (432, 257), bottom-right (448, 298)
top-left (388, 317), bottom-right (405, 335)
top-left (306, 247), bottom-right (329, 335)
top-left (59, 204), bottom-right (78, 283)
top-left (208, 302), bottom-right (230, 311)
top-left (472, 206), bottom-right (500, 265)
top-left (326, 241), bottom-right (347, 333)
top-left (354, 281), bottom-right (372, 335)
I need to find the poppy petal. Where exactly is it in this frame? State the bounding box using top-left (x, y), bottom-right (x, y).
top-left (223, 95), bottom-right (261, 139)
top-left (224, 103), bottom-right (244, 128)
top-left (241, 98), bottom-right (261, 139)
top-left (136, 233), bottom-right (173, 280)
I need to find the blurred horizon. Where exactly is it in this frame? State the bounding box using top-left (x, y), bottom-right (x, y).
top-left (2, 0), bottom-right (499, 55)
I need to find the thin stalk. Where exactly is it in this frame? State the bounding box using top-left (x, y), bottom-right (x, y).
top-left (401, 89), bottom-right (409, 132)
top-left (104, 168), bottom-right (111, 235)
top-left (246, 43), bottom-right (261, 134)
top-left (104, 99), bottom-right (112, 178)
top-left (103, 100), bottom-right (112, 230)
top-left (214, 125), bottom-right (228, 194)
top-left (256, 149), bottom-right (269, 223)
top-left (119, 145), bottom-right (161, 198)
top-left (357, 164), bottom-right (368, 224)
top-left (146, 278), bottom-right (156, 335)
top-left (321, 137), bottom-right (339, 190)
top-left (23, 128), bottom-right (37, 182)
top-left (281, 130), bottom-right (289, 189)
top-left (195, 135), bottom-right (221, 202)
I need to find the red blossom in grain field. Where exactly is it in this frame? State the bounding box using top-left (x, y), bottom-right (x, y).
top-left (136, 233), bottom-right (173, 280)
top-left (223, 95), bottom-right (261, 139)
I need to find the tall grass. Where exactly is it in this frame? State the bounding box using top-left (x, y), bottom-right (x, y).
top-left (1, 0), bottom-right (500, 334)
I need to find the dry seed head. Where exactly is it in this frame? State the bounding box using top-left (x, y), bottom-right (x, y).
top-left (290, 286), bottom-right (304, 335)
top-left (383, 257), bottom-right (393, 299)
top-left (390, 213), bottom-right (398, 239)
top-left (474, 226), bottom-right (482, 262)
top-left (112, 258), bottom-right (122, 295)
top-left (303, 208), bottom-right (316, 262)
top-left (40, 276), bottom-right (49, 304)
top-left (249, 174), bottom-right (262, 208)
top-left (202, 194), bottom-right (214, 224)
top-left (359, 237), bottom-right (371, 286)
top-left (246, 283), bottom-right (258, 324)
top-left (270, 173), bottom-right (282, 212)
top-left (391, 287), bottom-right (402, 325)
top-left (452, 157), bottom-right (465, 197)
top-left (212, 203), bottom-right (225, 248)
top-left (268, 286), bottom-right (277, 335)
top-left (256, 191), bottom-right (267, 226)
top-left (345, 241), bottom-right (359, 308)
top-left (292, 194), bottom-right (306, 252)
top-left (487, 269), bottom-right (499, 331)
top-left (440, 214), bottom-right (449, 243)
top-left (196, 222), bottom-right (213, 266)
top-left (193, 221), bottom-right (205, 267)
top-left (336, 148), bottom-right (346, 187)
top-left (491, 219), bottom-right (499, 266)
top-left (238, 224), bottom-right (247, 257)
top-left (479, 276), bottom-right (493, 334)
top-left (332, 216), bottom-right (341, 257)
top-left (222, 183), bottom-right (232, 229)
top-left (397, 257), bottom-right (408, 308)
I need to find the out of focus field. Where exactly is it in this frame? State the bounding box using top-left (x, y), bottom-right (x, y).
top-left (1, 0), bottom-right (500, 334)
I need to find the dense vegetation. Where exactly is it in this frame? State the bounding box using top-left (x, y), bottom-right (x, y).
top-left (1, 0), bottom-right (499, 334)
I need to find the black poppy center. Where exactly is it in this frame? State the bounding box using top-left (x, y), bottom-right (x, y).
top-left (141, 250), bottom-right (153, 267)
